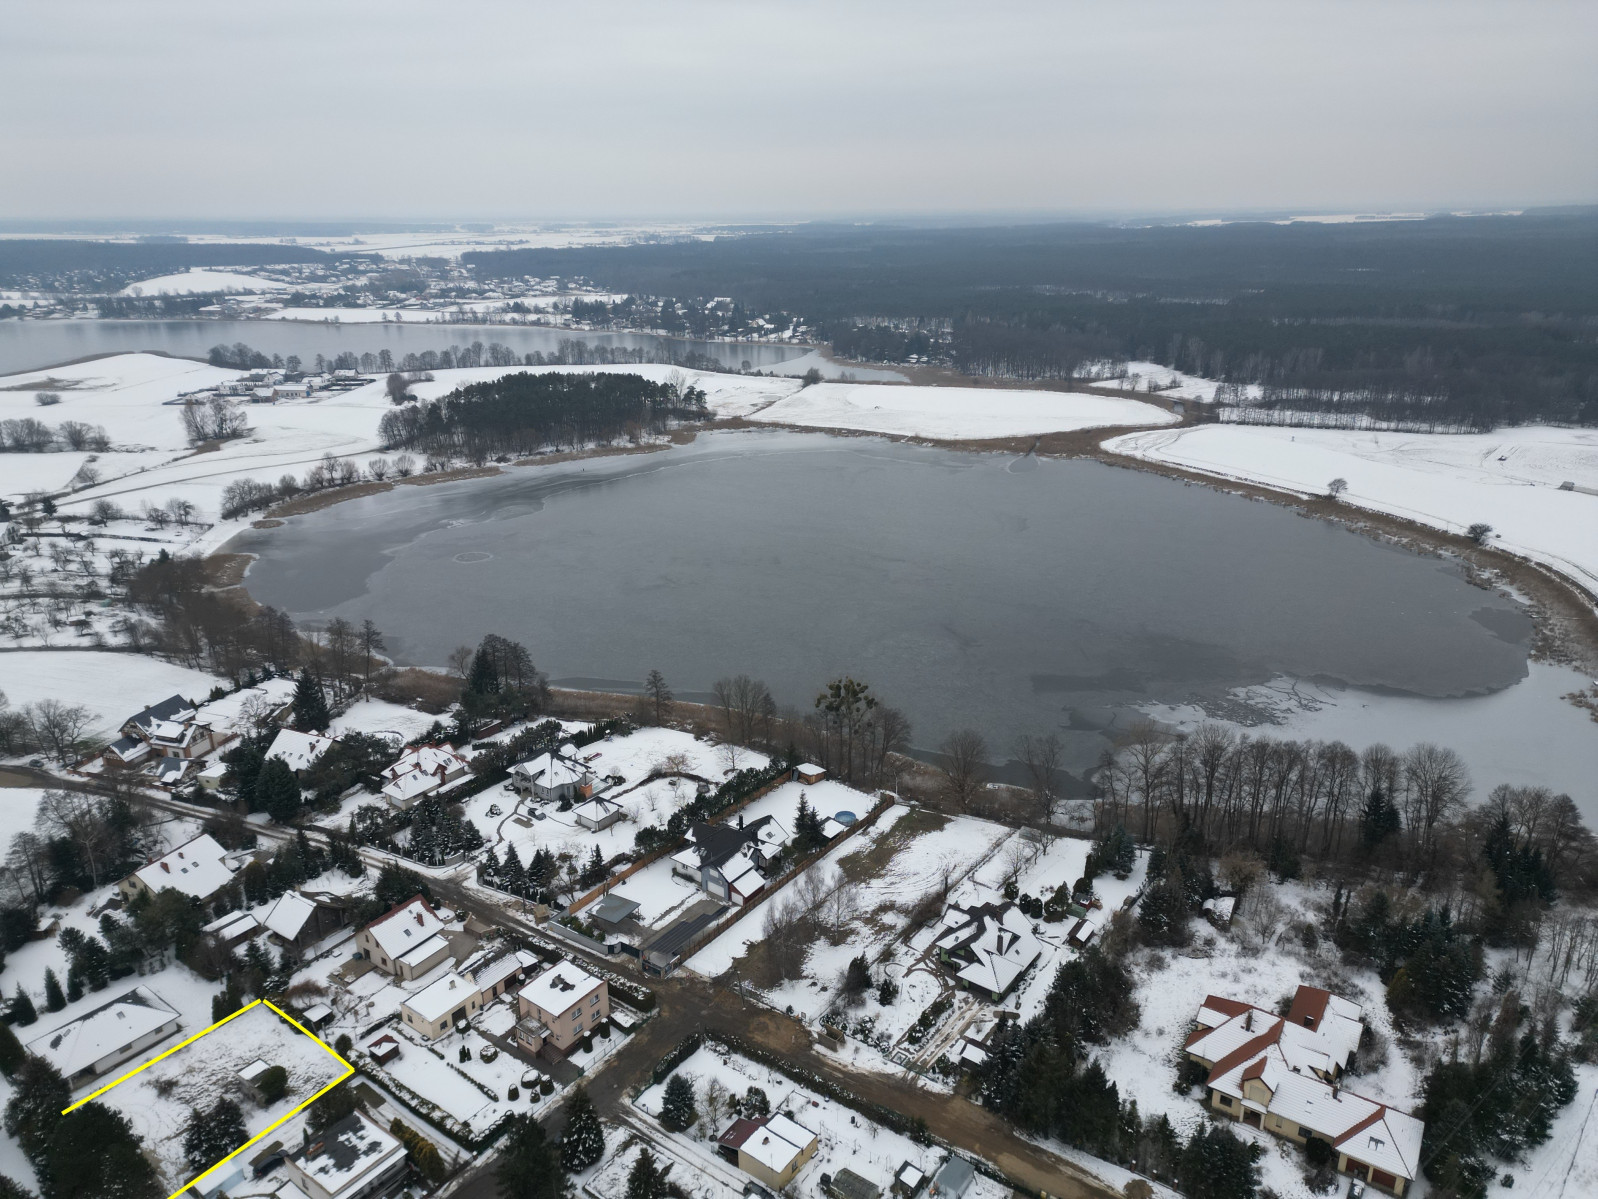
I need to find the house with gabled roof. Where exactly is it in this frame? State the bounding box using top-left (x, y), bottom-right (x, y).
top-left (118, 833), bottom-right (239, 905)
top-left (1184, 984), bottom-right (1422, 1195)
top-left (355, 894), bottom-right (452, 980)
top-left (716, 1112), bottom-right (819, 1192)
top-left (265, 728), bottom-right (338, 773)
top-left (671, 816), bottom-right (787, 905)
top-left (26, 986), bottom-right (181, 1083)
top-left (379, 744), bottom-right (469, 811)
top-left (934, 901), bottom-right (1043, 1001)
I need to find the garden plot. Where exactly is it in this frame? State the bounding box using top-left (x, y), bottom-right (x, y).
top-left (584, 1131), bottom-right (745, 1199)
top-left (603, 855), bottom-right (711, 930)
top-left (93, 1001), bottom-right (347, 1191)
top-left (733, 778), bottom-right (873, 833)
top-left (633, 1044), bottom-right (1012, 1199)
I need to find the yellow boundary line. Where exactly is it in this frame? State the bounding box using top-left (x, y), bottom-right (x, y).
top-left (62, 998), bottom-right (355, 1199)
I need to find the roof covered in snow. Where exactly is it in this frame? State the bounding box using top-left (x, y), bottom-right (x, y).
top-left (266, 728), bottom-right (337, 772)
top-left (263, 891), bottom-right (317, 941)
top-left (403, 972), bottom-right (476, 1024)
top-left (289, 1111), bottom-right (405, 1198)
top-left (129, 833), bottom-right (236, 900)
top-left (363, 895), bottom-right (446, 961)
top-left (519, 960), bottom-right (602, 1018)
top-left (27, 986), bottom-right (179, 1078)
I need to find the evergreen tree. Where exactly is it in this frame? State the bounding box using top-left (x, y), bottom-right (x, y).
top-left (7, 987), bottom-right (35, 1028)
top-left (792, 793), bottom-right (826, 854)
top-left (468, 647), bottom-right (500, 696)
top-left (626, 1147), bottom-right (665, 1199)
top-left (42, 970), bottom-right (64, 1014)
top-left (257, 756), bottom-right (302, 824)
top-left (1360, 787), bottom-right (1401, 849)
top-left (306, 1084), bottom-right (358, 1133)
top-left (290, 668), bottom-right (331, 732)
top-left (1176, 1123), bottom-right (1263, 1199)
top-left (45, 1102), bottom-right (161, 1199)
top-left (1136, 867), bottom-right (1191, 947)
top-left (496, 1112), bottom-right (569, 1198)
top-left (500, 844), bottom-right (528, 896)
top-left (0, 1023), bottom-right (22, 1077)
top-left (659, 1074), bottom-right (697, 1132)
top-left (740, 1086), bottom-right (769, 1119)
top-left (64, 973), bottom-right (83, 1003)
top-left (0, 1175), bottom-right (31, 1198)
top-left (3, 1055), bottom-right (68, 1162)
top-left (183, 1098), bottom-right (247, 1172)
top-left (842, 954), bottom-right (872, 1002)
top-left (560, 1086), bottom-right (604, 1171)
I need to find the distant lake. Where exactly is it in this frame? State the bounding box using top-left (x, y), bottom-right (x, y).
top-left (0, 318), bottom-right (812, 376)
top-left (233, 432), bottom-right (1532, 791)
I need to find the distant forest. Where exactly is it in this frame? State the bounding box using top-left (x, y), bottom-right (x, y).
top-left (377, 370), bottom-right (709, 461)
top-left (0, 240), bottom-right (343, 290)
top-left (467, 215), bottom-right (1598, 429)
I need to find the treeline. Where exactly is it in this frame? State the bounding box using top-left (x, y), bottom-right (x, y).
top-left (467, 216), bottom-right (1598, 428)
top-left (377, 371), bottom-right (709, 461)
top-left (0, 417), bottom-right (110, 453)
top-left (0, 237), bottom-right (334, 290)
top-left (208, 338), bottom-right (734, 378)
top-left (1099, 725), bottom-right (1596, 895)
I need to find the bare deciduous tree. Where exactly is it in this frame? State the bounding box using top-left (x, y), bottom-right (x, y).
top-left (1014, 732), bottom-right (1063, 827)
top-left (938, 728), bottom-right (989, 810)
top-left (25, 698), bottom-right (94, 766)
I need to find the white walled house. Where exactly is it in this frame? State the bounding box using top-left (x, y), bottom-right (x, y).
top-left (119, 833), bottom-right (239, 905)
top-left (400, 972), bottom-right (481, 1040)
top-left (356, 895), bottom-right (452, 980)
top-left (26, 986), bottom-right (181, 1084)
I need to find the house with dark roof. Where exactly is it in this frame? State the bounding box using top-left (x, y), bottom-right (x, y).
top-left (934, 901), bottom-right (1043, 1001)
top-left (1184, 985), bottom-right (1422, 1195)
top-left (671, 816), bottom-right (788, 905)
top-left (716, 1112), bottom-right (819, 1191)
top-left (121, 694), bottom-right (196, 740)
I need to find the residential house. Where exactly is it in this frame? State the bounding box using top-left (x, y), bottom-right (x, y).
top-left (119, 833), bottom-right (239, 905)
top-left (461, 946), bottom-right (538, 1006)
top-left (26, 986), bottom-right (181, 1084)
top-left (262, 890), bottom-right (349, 961)
top-left (514, 960), bottom-right (609, 1058)
top-left (104, 733), bottom-right (153, 767)
top-left (121, 694), bottom-right (197, 741)
top-left (356, 895), bottom-right (452, 980)
top-left (203, 909), bottom-right (263, 950)
top-left (266, 729), bottom-right (338, 773)
top-left (671, 816), bottom-right (787, 905)
top-left (1184, 985), bottom-right (1422, 1196)
top-left (510, 749), bottom-right (590, 803)
top-left (934, 902), bottom-right (1043, 1001)
top-left (715, 1113), bottom-right (819, 1192)
top-left (379, 744), bottom-right (469, 811)
top-left (282, 1111), bottom-right (408, 1199)
top-left (400, 972), bottom-right (480, 1040)
top-left (572, 792), bottom-right (623, 831)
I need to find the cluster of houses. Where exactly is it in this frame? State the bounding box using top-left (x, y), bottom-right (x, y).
top-left (191, 367), bottom-right (371, 406)
top-left (263, 728), bottom-right (470, 812)
top-left (1184, 984), bottom-right (1425, 1196)
top-left (101, 679), bottom-right (298, 789)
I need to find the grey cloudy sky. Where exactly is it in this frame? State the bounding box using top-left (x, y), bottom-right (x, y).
top-left (4, 0), bottom-right (1593, 222)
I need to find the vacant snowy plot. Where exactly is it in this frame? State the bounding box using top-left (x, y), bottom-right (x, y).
top-left (120, 269), bottom-right (290, 295)
top-left (97, 1001), bottom-right (347, 1190)
top-left (1108, 423), bottom-right (1598, 593)
top-left (0, 650), bottom-right (223, 740)
top-left (749, 381), bottom-right (1178, 440)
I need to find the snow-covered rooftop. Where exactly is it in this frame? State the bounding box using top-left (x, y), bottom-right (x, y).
top-left (27, 986), bottom-right (179, 1079)
top-left (266, 728), bottom-right (337, 772)
top-left (288, 1111), bottom-right (405, 1198)
top-left (404, 972), bottom-right (476, 1024)
top-left (364, 896), bottom-right (446, 961)
top-left (128, 833), bottom-right (236, 901)
top-left (263, 891), bottom-right (317, 942)
top-left (519, 960), bottom-right (602, 1018)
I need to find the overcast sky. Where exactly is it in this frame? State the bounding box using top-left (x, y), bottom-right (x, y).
top-left (5, 0), bottom-right (1593, 223)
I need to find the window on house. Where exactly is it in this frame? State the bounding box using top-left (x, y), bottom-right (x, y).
top-left (1218, 1095), bottom-right (1233, 1107)
top-left (591, 995), bottom-right (599, 1006)
top-left (571, 1010), bottom-right (580, 1020)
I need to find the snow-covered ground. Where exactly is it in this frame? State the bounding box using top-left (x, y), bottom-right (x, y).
top-left (97, 1001), bottom-right (347, 1190)
top-left (120, 269), bottom-right (290, 296)
top-left (749, 381), bottom-right (1178, 440)
top-left (0, 650), bottom-right (224, 740)
top-left (1107, 423), bottom-right (1598, 594)
top-left (631, 1044), bottom-right (1013, 1199)
top-left (1083, 360), bottom-right (1261, 403)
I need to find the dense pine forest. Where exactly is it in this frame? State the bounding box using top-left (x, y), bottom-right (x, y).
top-left (467, 214), bottom-right (1598, 429)
top-left (377, 370), bottom-right (710, 461)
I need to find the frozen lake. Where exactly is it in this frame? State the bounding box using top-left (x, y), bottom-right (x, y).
top-left (234, 431), bottom-right (1539, 790)
top-left (0, 318), bottom-right (813, 376)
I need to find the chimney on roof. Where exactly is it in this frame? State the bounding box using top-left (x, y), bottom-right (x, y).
top-left (1244, 1010), bottom-right (1253, 1031)
top-left (160, 862), bottom-right (170, 873)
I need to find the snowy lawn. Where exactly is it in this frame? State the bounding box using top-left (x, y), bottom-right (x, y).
top-left (120, 269), bottom-right (290, 295)
top-left (1107, 422), bottom-right (1598, 594)
top-left (633, 1044), bottom-right (1012, 1199)
top-left (96, 1001), bottom-right (347, 1191)
top-left (750, 381), bottom-right (1178, 440)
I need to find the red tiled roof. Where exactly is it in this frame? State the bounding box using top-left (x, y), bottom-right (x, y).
top-left (1288, 984), bottom-right (1331, 1031)
top-left (1241, 1057), bottom-right (1269, 1083)
top-left (1204, 1022), bottom-right (1285, 1087)
top-left (1332, 1105), bottom-right (1388, 1149)
top-left (717, 1117), bottom-right (763, 1150)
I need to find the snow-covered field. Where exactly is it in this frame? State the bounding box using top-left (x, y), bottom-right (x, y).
top-left (749, 381), bottom-right (1178, 440)
top-left (120, 269), bottom-right (290, 295)
top-left (0, 650), bottom-right (223, 740)
top-left (1084, 360), bottom-right (1261, 403)
top-left (630, 1044), bottom-right (1012, 1199)
top-left (1107, 423), bottom-right (1598, 594)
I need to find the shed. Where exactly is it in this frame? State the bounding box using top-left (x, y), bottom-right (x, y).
top-left (795, 763), bottom-right (827, 784)
top-left (588, 894), bottom-right (642, 933)
top-left (824, 1168), bottom-right (883, 1199)
top-left (928, 1156), bottom-right (975, 1198)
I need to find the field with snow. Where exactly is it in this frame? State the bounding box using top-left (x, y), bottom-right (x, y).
top-left (749, 381), bottom-right (1178, 440)
top-left (121, 269), bottom-right (290, 295)
top-left (1107, 423), bottom-right (1598, 594)
top-left (0, 650), bottom-right (224, 740)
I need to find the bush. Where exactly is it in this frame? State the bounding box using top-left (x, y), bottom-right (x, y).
top-left (256, 1065), bottom-right (289, 1105)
